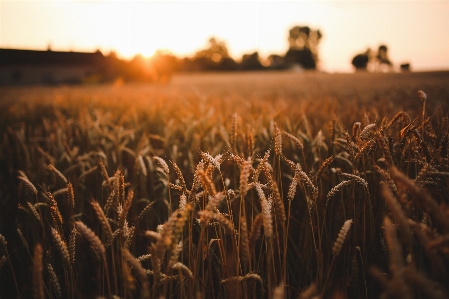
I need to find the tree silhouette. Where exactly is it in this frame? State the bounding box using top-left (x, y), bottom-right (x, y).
top-left (374, 45), bottom-right (393, 72)
top-left (351, 45), bottom-right (394, 72)
top-left (240, 52), bottom-right (263, 70)
top-left (351, 49), bottom-right (371, 71)
top-left (150, 50), bottom-right (180, 83)
top-left (284, 26), bottom-right (322, 69)
top-left (185, 38), bottom-right (237, 71)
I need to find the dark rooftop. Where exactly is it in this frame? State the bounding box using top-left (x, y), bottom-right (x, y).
top-left (0, 48), bottom-right (105, 66)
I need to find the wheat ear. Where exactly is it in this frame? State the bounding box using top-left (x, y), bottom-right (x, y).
top-left (340, 172), bottom-right (368, 191)
top-left (47, 191), bottom-right (63, 229)
top-left (255, 183), bottom-right (273, 238)
top-left (282, 131), bottom-right (304, 149)
top-left (383, 216), bottom-right (412, 298)
top-left (17, 171), bottom-right (37, 195)
top-left (66, 183), bottom-right (74, 215)
top-left (137, 155), bottom-right (147, 176)
top-left (98, 159), bottom-right (112, 189)
top-left (332, 219), bottom-right (353, 256)
top-left (390, 167), bottom-right (449, 232)
top-left (48, 164), bottom-right (67, 184)
top-left (197, 169), bottom-right (216, 197)
top-left (119, 189), bottom-right (134, 230)
top-left (287, 172), bottom-right (299, 202)
top-left (239, 216), bottom-right (251, 268)
top-left (75, 221), bottom-right (105, 258)
top-left (316, 156), bottom-right (334, 182)
top-left (198, 210), bottom-right (234, 235)
top-left (380, 182), bottom-right (413, 255)
top-left (153, 156), bottom-right (169, 176)
top-left (69, 226), bottom-right (76, 264)
top-left (239, 158), bottom-right (252, 198)
top-left (171, 161), bottom-right (187, 191)
top-left (327, 180), bottom-right (353, 200)
top-left (91, 201), bottom-right (113, 240)
top-left (274, 122), bottom-right (282, 156)
top-left (271, 181), bottom-right (286, 224)
top-left (50, 228), bottom-right (70, 264)
top-left (172, 262), bottom-right (193, 279)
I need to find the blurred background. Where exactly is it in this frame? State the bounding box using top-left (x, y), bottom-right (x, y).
top-left (1, 0), bottom-right (449, 84)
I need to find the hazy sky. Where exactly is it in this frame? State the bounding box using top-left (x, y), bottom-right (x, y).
top-left (1, 0), bottom-right (448, 72)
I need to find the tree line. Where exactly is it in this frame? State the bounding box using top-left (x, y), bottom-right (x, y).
top-left (101, 26), bottom-right (323, 82)
top-left (101, 25), bottom-right (406, 83)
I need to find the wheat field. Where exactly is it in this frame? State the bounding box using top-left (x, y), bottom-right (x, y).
top-left (1, 71), bottom-right (449, 299)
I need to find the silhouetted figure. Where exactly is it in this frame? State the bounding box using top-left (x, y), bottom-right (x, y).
top-left (284, 26), bottom-right (322, 70)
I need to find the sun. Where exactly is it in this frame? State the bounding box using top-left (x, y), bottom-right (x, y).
top-left (93, 1), bottom-right (201, 60)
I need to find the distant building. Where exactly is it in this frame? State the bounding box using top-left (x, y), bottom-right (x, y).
top-left (0, 48), bottom-right (105, 85)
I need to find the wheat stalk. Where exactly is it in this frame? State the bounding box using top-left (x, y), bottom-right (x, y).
top-left (250, 213), bottom-right (264, 244)
top-left (122, 248), bottom-right (150, 296)
top-left (221, 273), bottom-right (262, 284)
top-left (137, 155), bottom-right (147, 176)
top-left (230, 113), bottom-right (238, 150)
top-left (380, 182), bottom-right (413, 255)
top-left (17, 171), bottom-right (37, 195)
top-left (48, 164), bottom-right (67, 184)
top-left (46, 262), bottom-right (61, 299)
top-left (33, 244), bottom-right (44, 299)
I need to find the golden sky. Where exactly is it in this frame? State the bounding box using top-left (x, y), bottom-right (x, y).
top-left (1, 0), bottom-right (448, 72)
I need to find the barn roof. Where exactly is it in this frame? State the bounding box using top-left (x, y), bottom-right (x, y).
top-left (0, 48), bottom-right (105, 66)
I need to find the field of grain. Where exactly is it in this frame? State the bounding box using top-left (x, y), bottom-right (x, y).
top-left (1, 71), bottom-right (449, 299)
